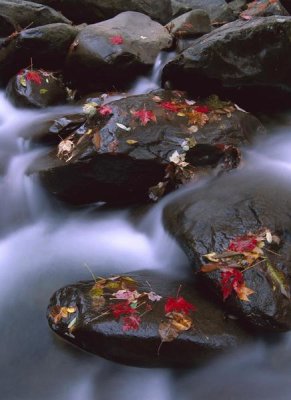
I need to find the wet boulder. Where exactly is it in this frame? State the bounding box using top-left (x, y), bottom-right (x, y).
top-left (171, 0), bottom-right (235, 25)
top-left (240, 0), bottom-right (289, 19)
top-left (163, 164), bottom-right (291, 331)
top-left (166, 10), bottom-right (211, 39)
top-left (0, 0), bottom-right (71, 37)
top-left (163, 16), bottom-right (291, 110)
top-left (28, 0), bottom-right (175, 25)
top-left (65, 12), bottom-right (172, 93)
top-left (47, 271), bottom-right (252, 367)
top-left (6, 69), bottom-right (67, 108)
top-left (0, 23), bottom-right (78, 85)
top-left (28, 90), bottom-right (264, 205)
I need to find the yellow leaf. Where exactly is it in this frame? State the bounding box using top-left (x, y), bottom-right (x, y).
top-left (49, 305), bottom-right (77, 324)
top-left (203, 252), bottom-right (220, 262)
top-left (126, 139), bottom-right (138, 145)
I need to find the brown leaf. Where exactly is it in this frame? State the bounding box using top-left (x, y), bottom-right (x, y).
top-left (158, 321), bottom-right (180, 342)
top-left (49, 305), bottom-right (77, 324)
top-left (92, 131), bottom-right (101, 150)
top-left (159, 312), bottom-right (192, 343)
top-left (168, 312), bottom-right (192, 331)
top-left (187, 110), bottom-right (209, 127)
top-left (201, 263), bottom-right (222, 273)
top-left (235, 283), bottom-right (255, 302)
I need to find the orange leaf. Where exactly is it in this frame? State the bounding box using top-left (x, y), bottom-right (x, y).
top-left (235, 283), bottom-right (255, 302)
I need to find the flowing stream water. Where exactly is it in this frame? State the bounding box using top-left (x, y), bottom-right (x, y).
top-left (2, 61), bottom-right (291, 400)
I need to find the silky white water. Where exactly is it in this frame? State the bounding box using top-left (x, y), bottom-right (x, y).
top-left (2, 87), bottom-right (291, 400)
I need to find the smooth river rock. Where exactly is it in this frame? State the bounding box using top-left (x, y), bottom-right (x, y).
top-left (47, 270), bottom-right (252, 367)
top-left (163, 164), bottom-right (291, 331)
top-left (28, 90), bottom-right (264, 205)
top-left (162, 16), bottom-right (291, 109)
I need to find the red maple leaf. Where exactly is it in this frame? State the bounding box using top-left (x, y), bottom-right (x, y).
top-left (122, 315), bottom-right (141, 331)
top-left (160, 101), bottom-right (182, 112)
top-left (25, 71), bottom-right (42, 85)
top-left (228, 235), bottom-right (258, 252)
top-left (110, 35), bottom-right (124, 45)
top-left (132, 109), bottom-right (157, 126)
top-left (99, 105), bottom-right (113, 116)
top-left (165, 297), bottom-right (197, 315)
top-left (110, 302), bottom-right (136, 319)
top-left (194, 105), bottom-right (210, 113)
top-left (221, 268), bottom-right (244, 301)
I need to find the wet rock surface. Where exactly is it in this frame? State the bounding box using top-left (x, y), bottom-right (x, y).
top-left (65, 11), bottom-right (173, 92)
top-left (170, 0), bottom-right (235, 24)
top-left (163, 16), bottom-right (291, 109)
top-left (47, 270), bottom-right (252, 367)
top-left (0, 0), bottom-right (71, 37)
top-left (0, 23), bottom-right (78, 85)
top-left (29, 90), bottom-right (264, 205)
top-left (163, 165), bottom-right (291, 331)
top-left (166, 10), bottom-right (211, 39)
top-left (28, 0), bottom-right (175, 25)
top-left (6, 68), bottom-right (67, 108)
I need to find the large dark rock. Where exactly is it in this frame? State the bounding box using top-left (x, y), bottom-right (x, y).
top-left (0, 0), bottom-right (71, 37)
top-left (28, 90), bottom-right (264, 205)
top-left (163, 163), bottom-right (291, 331)
top-left (166, 10), bottom-right (211, 39)
top-left (47, 271), bottom-right (251, 367)
top-left (6, 68), bottom-right (67, 108)
top-left (28, 0), bottom-right (175, 25)
top-left (240, 0), bottom-right (289, 19)
top-left (0, 23), bottom-right (78, 85)
top-left (65, 12), bottom-right (172, 93)
top-left (163, 16), bottom-right (291, 110)
top-left (171, 0), bottom-right (235, 24)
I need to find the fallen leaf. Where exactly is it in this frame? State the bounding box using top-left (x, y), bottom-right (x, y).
top-left (99, 105), bottom-right (113, 116)
top-left (110, 35), bottom-right (124, 45)
top-left (165, 296), bottom-right (196, 315)
top-left (147, 291), bottom-right (162, 302)
top-left (221, 268), bottom-right (244, 301)
top-left (26, 71), bottom-right (42, 85)
top-left (228, 235), bottom-right (258, 252)
top-left (194, 105), bottom-right (210, 113)
top-left (132, 109), bottom-right (157, 126)
top-left (159, 312), bottom-right (192, 342)
top-left (49, 305), bottom-right (77, 324)
top-left (158, 321), bottom-right (179, 342)
top-left (116, 122), bottom-right (131, 131)
top-left (19, 75), bottom-right (27, 87)
top-left (160, 101), bottom-right (183, 112)
top-left (235, 283), bottom-right (255, 302)
top-left (266, 261), bottom-right (290, 299)
top-left (57, 139), bottom-right (75, 161)
top-left (92, 131), bottom-right (101, 150)
top-left (148, 181), bottom-right (167, 202)
top-left (187, 109), bottom-right (209, 127)
top-left (113, 289), bottom-right (140, 302)
top-left (110, 302), bottom-right (136, 319)
top-left (122, 315), bottom-right (141, 331)
top-left (39, 88), bottom-right (48, 94)
top-left (126, 139), bottom-right (138, 145)
top-left (169, 150), bottom-right (188, 167)
top-left (201, 263), bottom-right (223, 273)
top-left (83, 102), bottom-right (98, 116)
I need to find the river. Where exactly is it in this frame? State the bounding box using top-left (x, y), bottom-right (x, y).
top-left (1, 63), bottom-right (291, 400)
